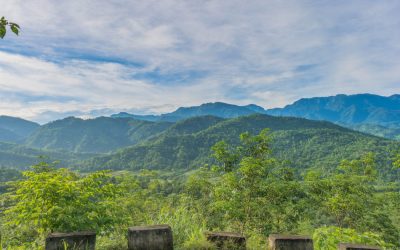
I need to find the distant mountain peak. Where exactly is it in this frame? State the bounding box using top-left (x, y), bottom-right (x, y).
top-left (111, 102), bottom-right (267, 122)
top-left (266, 93), bottom-right (400, 127)
top-left (108, 93), bottom-right (399, 139)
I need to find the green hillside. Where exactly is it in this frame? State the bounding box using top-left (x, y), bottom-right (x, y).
top-left (349, 123), bottom-right (400, 140)
top-left (80, 114), bottom-right (399, 179)
top-left (0, 141), bottom-right (96, 169)
top-left (25, 117), bottom-right (172, 153)
top-left (0, 116), bottom-right (40, 143)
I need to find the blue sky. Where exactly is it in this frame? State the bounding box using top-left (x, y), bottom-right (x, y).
top-left (1, 0), bottom-right (399, 123)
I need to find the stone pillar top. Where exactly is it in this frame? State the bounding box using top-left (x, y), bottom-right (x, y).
top-left (47, 231), bottom-right (96, 238)
top-left (205, 232), bottom-right (245, 238)
top-left (128, 224), bottom-right (173, 250)
top-left (338, 243), bottom-right (381, 250)
top-left (129, 225), bottom-right (171, 231)
top-left (268, 234), bottom-right (313, 240)
top-left (268, 234), bottom-right (314, 250)
top-left (45, 231), bottom-right (96, 250)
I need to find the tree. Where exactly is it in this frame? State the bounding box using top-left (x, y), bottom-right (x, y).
top-left (393, 151), bottom-right (400, 169)
top-left (313, 226), bottom-right (391, 250)
top-left (306, 154), bottom-right (378, 228)
top-left (306, 153), bottom-right (399, 246)
top-left (0, 17), bottom-right (20, 38)
top-left (2, 162), bottom-right (123, 247)
top-left (209, 129), bottom-right (305, 235)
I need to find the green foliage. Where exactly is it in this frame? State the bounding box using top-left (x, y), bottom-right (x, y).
top-left (0, 17), bottom-right (20, 38)
top-left (393, 152), bottom-right (400, 169)
top-left (208, 129), bottom-right (305, 236)
top-left (96, 233), bottom-right (127, 250)
top-left (351, 123), bottom-right (400, 140)
top-left (313, 226), bottom-right (392, 250)
top-left (305, 154), bottom-right (399, 246)
top-left (1, 162), bottom-right (123, 248)
top-left (147, 205), bottom-right (210, 249)
top-left (1, 128), bottom-right (399, 249)
top-left (306, 154), bottom-right (379, 228)
top-left (0, 141), bottom-right (97, 170)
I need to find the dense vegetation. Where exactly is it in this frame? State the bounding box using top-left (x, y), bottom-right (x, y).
top-left (0, 141), bottom-right (96, 169)
top-left (0, 130), bottom-right (398, 249)
top-left (25, 117), bottom-right (172, 153)
top-left (81, 115), bottom-right (399, 181)
top-left (0, 94), bottom-right (400, 168)
top-left (0, 101), bottom-right (398, 248)
top-left (351, 124), bottom-right (400, 141)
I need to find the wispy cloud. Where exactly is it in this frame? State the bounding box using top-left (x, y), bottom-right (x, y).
top-left (0, 0), bottom-right (399, 122)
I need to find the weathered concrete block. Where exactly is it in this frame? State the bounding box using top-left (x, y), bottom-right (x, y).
top-left (128, 224), bottom-right (173, 250)
top-left (45, 231), bottom-right (96, 250)
top-left (268, 234), bottom-right (313, 250)
top-left (338, 243), bottom-right (381, 250)
top-left (205, 232), bottom-right (246, 250)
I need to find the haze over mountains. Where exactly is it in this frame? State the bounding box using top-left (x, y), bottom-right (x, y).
top-left (0, 93), bottom-right (399, 177)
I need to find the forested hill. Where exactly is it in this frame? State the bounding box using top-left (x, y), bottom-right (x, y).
top-left (1, 94), bottom-right (399, 170)
top-left (0, 116), bottom-right (40, 143)
top-left (0, 141), bottom-right (96, 169)
top-left (80, 114), bottom-right (399, 179)
top-left (25, 116), bottom-right (173, 153)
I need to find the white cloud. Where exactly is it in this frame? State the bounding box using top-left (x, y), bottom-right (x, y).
top-left (0, 0), bottom-right (399, 122)
top-left (0, 51), bottom-right (233, 123)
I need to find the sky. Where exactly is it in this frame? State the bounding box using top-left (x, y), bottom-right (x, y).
top-left (1, 0), bottom-right (399, 123)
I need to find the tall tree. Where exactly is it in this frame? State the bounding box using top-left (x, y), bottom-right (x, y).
top-left (210, 129), bottom-right (305, 235)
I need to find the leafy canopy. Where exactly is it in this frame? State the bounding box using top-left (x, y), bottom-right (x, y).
top-left (198, 129), bottom-right (305, 235)
top-left (4, 162), bottom-right (123, 235)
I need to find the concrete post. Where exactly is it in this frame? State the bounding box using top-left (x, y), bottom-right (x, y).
top-left (45, 231), bottom-right (96, 250)
top-left (338, 243), bottom-right (381, 250)
top-left (128, 224), bottom-right (173, 250)
top-left (205, 232), bottom-right (246, 250)
top-left (268, 234), bottom-right (313, 250)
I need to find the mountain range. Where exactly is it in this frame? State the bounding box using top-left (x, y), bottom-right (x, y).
top-left (0, 93), bottom-right (399, 178)
top-left (267, 94), bottom-right (400, 139)
top-left (111, 103), bottom-right (265, 122)
top-left (112, 93), bottom-right (400, 139)
top-left (81, 114), bottom-right (398, 180)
